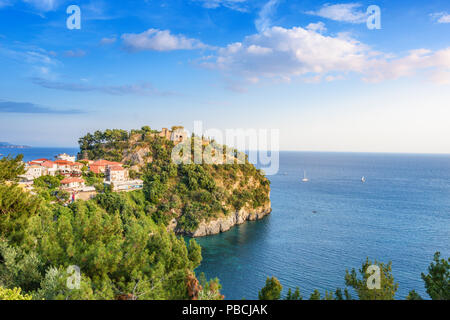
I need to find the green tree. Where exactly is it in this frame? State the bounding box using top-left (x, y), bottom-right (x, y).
top-left (406, 290), bottom-right (423, 300)
top-left (0, 155), bottom-right (25, 182)
top-left (285, 287), bottom-right (302, 300)
top-left (309, 289), bottom-right (321, 300)
top-left (0, 286), bottom-right (32, 300)
top-left (0, 238), bottom-right (43, 292)
top-left (421, 252), bottom-right (449, 300)
top-left (344, 258), bottom-right (398, 300)
top-left (258, 277), bottom-right (282, 300)
top-left (0, 184), bottom-right (41, 244)
top-left (33, 267), bottom-right (95, 300)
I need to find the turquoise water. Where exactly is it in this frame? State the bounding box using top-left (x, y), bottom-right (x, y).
top-left (195, 152), bottom-right (450, 300)
top-left (3, 149), bottom-right (449, 299)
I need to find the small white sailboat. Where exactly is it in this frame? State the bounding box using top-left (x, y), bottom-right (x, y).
top-left (361, 176), bottom-right (366, 183)
top-left (302, 170), bottom-right (309, 182)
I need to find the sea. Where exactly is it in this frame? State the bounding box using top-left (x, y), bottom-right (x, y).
top-left (0, 147), bottom-right (80, 162)
top-left (2, 148), bottom-right (449, 300)
top-left (195, 151), bottom-right (450, 300)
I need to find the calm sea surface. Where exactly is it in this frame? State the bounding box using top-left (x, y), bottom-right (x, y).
top-left (2, 149), bottom-right (449, 299)
top-left (195, 151), bottom-right (450, 300)
top-left (0, 147), bottom-right (80, 162)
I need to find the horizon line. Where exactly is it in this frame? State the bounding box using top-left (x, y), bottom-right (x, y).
top-left (3, 146), bottom-right (450, 157)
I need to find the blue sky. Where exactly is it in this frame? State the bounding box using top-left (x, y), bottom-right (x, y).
top-left (0, 0), bottom-right (449, 152)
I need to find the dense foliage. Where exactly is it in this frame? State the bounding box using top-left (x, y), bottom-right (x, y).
top-left (0, 155), bottom-right (222, 300)
top-left (78, 127), bottom-right (271, 234)
top-left (0, 286), bottom-right (32, 300)
top-left (258, 253), bottom-right (449, 300)
top-left (258, 277), bottom-right (282, 300)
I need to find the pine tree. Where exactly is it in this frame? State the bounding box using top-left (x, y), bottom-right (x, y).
top-left (258, 277), bottom-right (282, 300)
top-left (344, 258), bottom-right (398, 300)
top-left (421, 252), bottom-right (449, 300)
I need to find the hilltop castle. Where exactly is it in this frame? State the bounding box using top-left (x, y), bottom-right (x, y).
top-left (159, 126), bottom-right (188, 145)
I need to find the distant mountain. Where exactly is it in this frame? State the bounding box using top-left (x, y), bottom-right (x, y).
top-left (0, 142), bottom-right (31, 149)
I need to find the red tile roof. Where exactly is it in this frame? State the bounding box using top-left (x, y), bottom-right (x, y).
top-left (54, 160), bottom-right (73, 165)
top-left (41, 161), bottom-right (55, 168)
top-left (92, 160), bottom-right (122, 166)
top-left (89, 165), bottom-right (102, 174)
top-left (108, 166), bottom-right (125, 171)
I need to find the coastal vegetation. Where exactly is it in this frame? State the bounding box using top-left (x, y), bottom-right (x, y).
top-left (0, 155), bottom-right (222, 300)
top-left (0, 141), bottom-right (447, 300)
top-left (258, 253), bottom-right (449, 300)
top-left (78, 127), bottom-right (271, 235)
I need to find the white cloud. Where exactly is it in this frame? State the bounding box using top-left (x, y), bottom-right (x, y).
top-left (201, 26), bottom-right (450, 88)
top-left (255, 0), bottom-right (280, 32)
top-left (430, 12), bottom-right (450, 23)
top-left (204, 26), bottom-right (370, 82)
top-left (23, 0), bottom-right (60, 11)
top-left (121, 29), bottom-right (208, 52)
top-left (195, 0), bottom-right (248, 12)
top-left (306, 21), bottom-right (327, 33)
top-left (363, 48), bottom-right (450, 83)
top-left (100, 37), bottom-right (117, 45)
top-left (307, 3), bottom-right (368, 23)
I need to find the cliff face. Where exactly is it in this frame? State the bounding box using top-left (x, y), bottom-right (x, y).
top-left (172, 202), bottom-right (272, 237)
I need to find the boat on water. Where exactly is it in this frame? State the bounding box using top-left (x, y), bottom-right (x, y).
top-left (302, 170), bottom-right (309, 182)
top-left (361, 176), bottom-right (366, 183)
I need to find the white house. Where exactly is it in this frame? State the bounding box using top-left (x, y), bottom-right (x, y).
top-left (105, 165), bottom-right (128, 183)
top-left (24, 165), bottom-right (44, 179)
top-left (56, 153), bottom-right (76, 162)
top-left (60, 177), bottom-right (85, 189)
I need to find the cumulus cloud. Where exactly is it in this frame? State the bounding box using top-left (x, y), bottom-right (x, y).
top-left (203, 26), bottom-right (370, 81)
top-left (201, 26), bottom-right (450, 88)
top-left (306, 21), bottom-right (327, 33)
top-left (306, 3), bottom-right (368, 23)
top-left (31, 77), bottom-right (176, 96)
top-left (430, 12), bottom-right (450, 23)
top-left (121, 29), bottom-right (208, 52)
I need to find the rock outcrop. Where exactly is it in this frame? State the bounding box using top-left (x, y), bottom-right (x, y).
top-left (173, 202), bottom-right (272, 237)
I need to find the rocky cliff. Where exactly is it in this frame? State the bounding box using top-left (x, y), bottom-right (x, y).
top-left (172, 202), bottom-right (272, 237)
